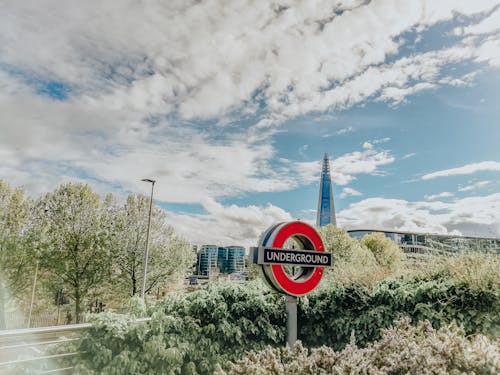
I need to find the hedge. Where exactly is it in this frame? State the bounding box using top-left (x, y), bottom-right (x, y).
top-left (69, 275), bottom-right (499, 374)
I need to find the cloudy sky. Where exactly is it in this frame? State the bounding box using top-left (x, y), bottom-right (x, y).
top-left (1, 0), bottom-right (499, 246)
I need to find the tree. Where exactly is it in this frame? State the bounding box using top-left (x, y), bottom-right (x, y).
top-left (317, 225), bottom-right (364, 261)
top-left (317, 225), bottom-right (382, 285)
top-left (360, 232), bottom-right (404, 271)
top-left (31, 183), bottom-right (112, 322)
top-left (0, 181), bottom-right (31, 329)
top-left (109, 194), bottom-right (194, 299)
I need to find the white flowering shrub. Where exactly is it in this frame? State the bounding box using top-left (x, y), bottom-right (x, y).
top-left (227, 318), bottom-right (500, 375)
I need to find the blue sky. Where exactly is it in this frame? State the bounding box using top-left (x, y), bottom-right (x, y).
top-left (220, 70), bottom-right (500, 220)
top-left (1, 1), bottom-right (499, 245)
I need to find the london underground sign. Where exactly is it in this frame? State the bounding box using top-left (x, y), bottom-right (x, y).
top-left (259, 247), bottom-right (331, 267)
top-left (251, 221), bottom-right (332, 297)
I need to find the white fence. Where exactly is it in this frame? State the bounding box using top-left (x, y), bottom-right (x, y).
top-left (2, 310), bottom-right (87, 331)
top-left (0, 318), bottom-right (150, 374)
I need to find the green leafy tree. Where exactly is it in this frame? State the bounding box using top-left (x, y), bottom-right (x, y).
top-left (318, 225), bottom-right (382, 285)
top-left (318, 225), bottom-right (365, 261)
top-left (0, 181), bottom-right (31, 329)
top-left (31, 183), bottom-right (112, 322)
top-left (361, 232), bottom-right (404, 271)
top-left (109, 194), bottom-right (195, 299)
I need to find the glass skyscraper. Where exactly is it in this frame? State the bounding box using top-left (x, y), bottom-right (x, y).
top-left (197, 245), bottom-right (218, 276)
top-left (316, 153), bottom-right (336, 227)
top-left (196, 245), bottom-right (246, 277)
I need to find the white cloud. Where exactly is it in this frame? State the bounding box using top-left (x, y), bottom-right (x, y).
top-left (439, 71), bottom-right (478, 87)
top-left (0, 89), bottom-right (296, 203)
top-left (340, 187), bottom-right (362, 199)
top-left (0, 0), bottom-right (499, 245)
top-left (402, 153), bottom-right (416, 160)
top-left (371, 137), bottom-right (391, 144)
top-left (424, 192), bottom-right (454, 200)
top-left (474, 35), bottom-right (500, 67)
top-left (331, 146), bottom-right (395, 185)
top-left (165, 199), bottom-right (293, 247)
top-left (422, 161), bottom-right (500, 180)
top-left (0, 0), bottom-right (498, 123)
top-left (336, 126), bottom-right (354, 135)
top-left (339, 193), bottom-right (500, 237)
top-left (296, 143), bottom-right (395, 186)
top-left (458, 180), bottom-right (491, 192)
top-left (298, 144), bottom-right (309, 158)
top-left (321, 126), bottom-right (355, 138)
top-left (378, 82), bottom-right (437, 105)
top-left (362, 142), bottom-right (374, 150)
top-left (454, 7), bottom-right (500, 36)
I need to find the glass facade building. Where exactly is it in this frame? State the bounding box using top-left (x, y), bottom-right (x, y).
top-left (197, 245), bottom-right (218, 276)
top-left (347, 229), bottom-right (500, 255)
top-left (217, 247), bottom-right (229, 273)
top-left (316, 153), bottom-right (336, 227)
top-left (226, 246), bottom-right (245, 273)
top-left (196, 245), bottom-right (246, 277)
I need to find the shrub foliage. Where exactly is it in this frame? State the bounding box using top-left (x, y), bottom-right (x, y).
top-left (360, 231), bottom-right (404, 270)
top-left (72, 274), bottom-right (499, 374)
top-left (300, 276), bottom-right (499, 350)
top-left (227, 318), bottom-right (500, 375)
top-left (74, 281), bottom-right (286, 374)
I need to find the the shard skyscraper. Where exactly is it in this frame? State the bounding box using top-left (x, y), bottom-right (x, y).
top-left (316, 153), bottom-right (336, 227)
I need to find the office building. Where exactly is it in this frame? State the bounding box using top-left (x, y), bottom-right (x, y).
top-left (197, 245), bottom-right (218, 277)
top-left (347, 228), bottom-right (500, 255)
top-left (194, 244), bottom-right (246, 279)
top-left (316, 153), bottom-right (336, 227)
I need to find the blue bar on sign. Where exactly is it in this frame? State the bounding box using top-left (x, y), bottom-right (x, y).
top-left (258, 247), bottom-right (332, 267)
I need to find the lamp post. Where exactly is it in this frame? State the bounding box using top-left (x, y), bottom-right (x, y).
top-left (27, 260), bottom-right (39, 328)
top-left (140, 178), bottom-right (155, 300)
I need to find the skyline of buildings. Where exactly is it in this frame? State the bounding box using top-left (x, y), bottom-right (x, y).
top-left (190, 153), bottom-right (499, 271)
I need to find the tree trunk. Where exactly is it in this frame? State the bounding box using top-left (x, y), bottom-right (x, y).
top-left (75, 286), bottom-right (81, 324)
top-left (132, 268), bottom-right (136, 296)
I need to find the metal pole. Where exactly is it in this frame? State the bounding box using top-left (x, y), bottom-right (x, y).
top-left (286, 295), bottom-right (297, 348)
top-left (28, 261), bottom-right (39, 328)
top-left (140, 180), bottom-right (155, 300)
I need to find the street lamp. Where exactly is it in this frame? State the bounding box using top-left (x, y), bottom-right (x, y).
top-left (140, 178), bottom-right (156, 299)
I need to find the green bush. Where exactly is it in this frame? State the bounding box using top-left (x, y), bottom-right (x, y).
top-left (318, 226), bottom-right (418, 287)
top-left (300, 276), bottom-right (499, 350)
top-left (74, 281), bottom-right (287, 374)
top-left (70, 273), bottom-right (499, 373)
top-left (416, 252), bottom-right (500, 292)
top-left (226, 318), bottom-right (500, 375)
top-left (317, 225), bottom-right (363, 262)
top-left (361, 232), bottom-right (405, 271)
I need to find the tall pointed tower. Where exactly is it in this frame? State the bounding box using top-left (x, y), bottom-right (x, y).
top-left (316, 153), bottom-right (337, 227)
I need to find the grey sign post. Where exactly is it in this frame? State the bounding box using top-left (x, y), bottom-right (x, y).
top-left (286, 295), bottom-right (297, 347)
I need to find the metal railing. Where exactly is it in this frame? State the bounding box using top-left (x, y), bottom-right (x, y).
top-left (0, 318), bottom-right (150, 374)
top-left (399, 244), bottom-right (455, 256)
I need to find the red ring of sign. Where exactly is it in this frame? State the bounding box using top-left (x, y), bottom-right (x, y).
top-left (264, 221), bottom-right (325, 296)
